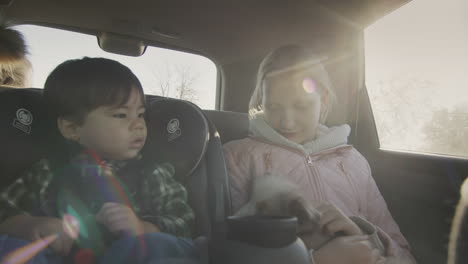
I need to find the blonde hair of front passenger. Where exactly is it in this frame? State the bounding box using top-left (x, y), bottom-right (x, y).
top-left (249, 44), bottom-right (336, 124)
top-left (0, 24), bottom-right (33, 87)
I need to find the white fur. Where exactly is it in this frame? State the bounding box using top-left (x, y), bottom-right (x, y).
top-left (235, 175), bottom-right (416, 264)
top-left (235, 174), bottom-right (299, 216)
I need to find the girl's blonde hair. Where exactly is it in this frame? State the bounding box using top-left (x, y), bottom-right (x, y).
top-left (0, 58), bottom-right (32, 87)
top-left (249, 44), bottom-right (336, 123)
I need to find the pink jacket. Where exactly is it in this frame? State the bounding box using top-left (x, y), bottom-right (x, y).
top-left (223, 136), bottom-right (414, 259)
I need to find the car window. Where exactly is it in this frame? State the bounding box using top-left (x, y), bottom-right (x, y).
top-left (16, 24), bottom-right (217, 109)
top-left (364, 0), bottom-right (468, 158)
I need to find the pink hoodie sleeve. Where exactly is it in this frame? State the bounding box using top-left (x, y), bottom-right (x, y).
top-left (223, 140), bottom-right (253, 213)
top-left (355, 150), bottom-right (416, 262)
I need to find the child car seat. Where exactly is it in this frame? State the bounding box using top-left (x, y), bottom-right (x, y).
top-left (142, 97), bottom-right (232, 237)
top-left (144, 98), bottom-right (310, 264)
top-left (0, 87), bottom-right (311, 264)
top-left (0, 88), bottom-right (50, 186)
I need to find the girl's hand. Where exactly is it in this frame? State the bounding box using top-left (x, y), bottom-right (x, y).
top-left (317, 203), bottom-right (362, 236)
top-left (96, 202), bottom-right (144, 236)
top-left (313, 235), bottom-right (381, 264)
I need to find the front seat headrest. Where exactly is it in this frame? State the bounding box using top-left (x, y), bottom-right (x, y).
top-left (142, 99), bottom-right (209, 182)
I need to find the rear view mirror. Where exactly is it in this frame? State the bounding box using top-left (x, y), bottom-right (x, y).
top-left (98, 32), bottom-right (146, 57)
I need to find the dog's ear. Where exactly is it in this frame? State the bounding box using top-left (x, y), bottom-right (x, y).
top-left (288, 198), bottom-right (321, 226)
top-left (256, 200), bottom-right (272, 215)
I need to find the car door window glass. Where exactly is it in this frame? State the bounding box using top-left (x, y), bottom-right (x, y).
top-left (365, 0), bottom-right (468, 158)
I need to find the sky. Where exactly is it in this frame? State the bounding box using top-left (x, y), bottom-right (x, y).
top-left (365, 0), bottom-right (468, 109)
top-left (16, 25), bottom-right (217, 109)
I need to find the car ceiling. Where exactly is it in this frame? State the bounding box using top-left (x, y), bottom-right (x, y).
top-left (4, 0), bottom-right (410, 65)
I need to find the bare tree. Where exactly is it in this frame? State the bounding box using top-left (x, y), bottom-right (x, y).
top-left (422, 104), bottom-right (468, 157)
top-left (368, 76), bottom-right (438, 150)
top-left (175, 64), bottom-right (198, 102)
top-left (369, 75), bottom-right (468, 157)
top-left (154, 62), bottom-right (173, 97)
top-left (150, 62), bottom-right (199, 103)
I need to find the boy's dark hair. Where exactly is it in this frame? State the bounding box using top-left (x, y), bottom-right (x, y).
top-left (44, 57), bottom-right (144, 124)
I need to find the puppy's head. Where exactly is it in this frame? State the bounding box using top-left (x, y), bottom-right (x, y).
top-left (256, 193), bottom-right (321, 233)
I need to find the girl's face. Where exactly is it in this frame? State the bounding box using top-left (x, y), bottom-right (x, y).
top-left (74, 88), bottom-right (147, 160)
top-left (262, 71), bottom-right (325, 144)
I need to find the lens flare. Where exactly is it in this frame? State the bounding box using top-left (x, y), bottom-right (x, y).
top-left (302, 78), bottom-right (317, 94)
top-left (57, 189), bottom-right (105, 256)
top-left (63, 213), bottom-right (80, 239)
top-left (0, 234), bottom-right (57, 264)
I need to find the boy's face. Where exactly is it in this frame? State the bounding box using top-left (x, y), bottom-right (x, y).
top-left (74, 89), bottom-right (147, 160)
top-left (262, 71), bottom-right (325, 144)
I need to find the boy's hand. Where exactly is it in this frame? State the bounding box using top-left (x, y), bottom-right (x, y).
top-left (96, 202), bottom-right (144, 236)
top-left (313, 235), bottom-right (381, 264)
top-left (317, 203), bottom-right (362, 236)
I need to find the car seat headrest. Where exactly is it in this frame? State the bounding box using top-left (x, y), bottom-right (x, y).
top-left (0, 88), bottom-right (52, 185)
top-left (142, 99), bottom-right (209, 181)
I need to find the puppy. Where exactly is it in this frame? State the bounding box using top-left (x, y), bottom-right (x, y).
top-left (235, 175), bottom-right (415, 264)
top-left (235, 175), bottom-right (334, 249)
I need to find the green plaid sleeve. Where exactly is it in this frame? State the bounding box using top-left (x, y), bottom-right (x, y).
top-left (0, 159), bottom-right (53, 223)
top-left (140, 163), bottom-right (194, 238)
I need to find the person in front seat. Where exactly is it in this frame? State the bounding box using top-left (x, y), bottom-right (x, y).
top-left (0, 23), bottom-right (32, 88)
top-left (0, 57), bottom-right (199, 264)
top-left (223, 44), bottom-right (416, 264)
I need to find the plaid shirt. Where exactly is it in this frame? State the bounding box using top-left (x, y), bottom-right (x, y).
top-left (0, 153), bottom-right (194, 238)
